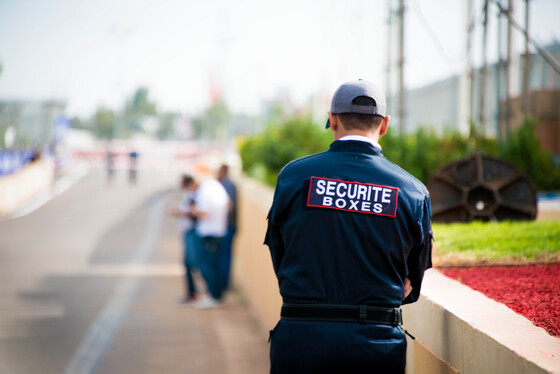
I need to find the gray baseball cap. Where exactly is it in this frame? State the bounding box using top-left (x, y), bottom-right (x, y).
top-left (326, 79), bottom-right (387, 128)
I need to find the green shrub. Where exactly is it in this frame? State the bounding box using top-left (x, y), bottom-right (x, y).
top-left (238, 116), bottom-right (331, 186)
top-left (380, 126), bottom-right (498, 184)
top-left (239, 115), bottom-right (560, 191)
top-left (498, 118), bottom-right (560, 191)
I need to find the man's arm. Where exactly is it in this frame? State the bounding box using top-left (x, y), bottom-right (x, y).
top-left (403, 278), bottom-right (412, 300)
top-left (263, 182), bottom-right (286, 275)
top-left (189, 206), bottom-right (208, 219)
top-left (403, 196), bottom-right (433, 305)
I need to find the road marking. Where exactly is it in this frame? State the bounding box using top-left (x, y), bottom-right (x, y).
top-left (60, 264), bottom-right (183, 277)
top-left (64, 193), bottom-right (165, 374)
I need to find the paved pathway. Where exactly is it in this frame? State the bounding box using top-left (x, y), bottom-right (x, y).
top-left (0, 166), bottom-right (269, 374)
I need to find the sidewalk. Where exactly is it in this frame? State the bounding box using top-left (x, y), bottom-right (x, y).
top-left (0, 162), bottom-right (271, 374)
top-left (96, 276), bottom-right (270, 374)
top-left (94, 181), bottom-right (271, 374)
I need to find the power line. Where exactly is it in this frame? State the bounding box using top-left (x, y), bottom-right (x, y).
top-left (409, 2), bottom-right (465, 64)
top-left (491, 0), bottom-right (560, 75)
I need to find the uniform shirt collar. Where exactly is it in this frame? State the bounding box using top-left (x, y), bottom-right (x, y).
top-left (338, 135), bottom-right (382, 150)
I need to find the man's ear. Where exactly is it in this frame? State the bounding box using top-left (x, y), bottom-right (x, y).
top-left (328, 112), bottom-right (338, 131)
top-left (379, 115), bottom-right (390, 136)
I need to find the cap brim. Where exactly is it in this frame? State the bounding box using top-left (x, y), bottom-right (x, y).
top-left (325, 118), bottom-right (330, 129)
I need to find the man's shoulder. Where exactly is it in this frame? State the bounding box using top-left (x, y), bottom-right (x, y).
top-left (199, 178), bottom-right (228, 197)
top-left (380, 157), bottom-right (429, 196)
top-left (221, 177), bottom-right (235, 186)
top-left (200, 178), bottom-right (219, 190)
top-left (279, 151), bottom-right (329, 177)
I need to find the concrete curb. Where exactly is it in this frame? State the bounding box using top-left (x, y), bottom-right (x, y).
top-left (403, 269), bottom-right (560, 374)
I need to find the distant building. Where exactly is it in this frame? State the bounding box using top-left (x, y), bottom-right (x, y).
top-left (0, 100), bottom-right (66, 149)
top-left (393, 42), bottom-right (560, 153)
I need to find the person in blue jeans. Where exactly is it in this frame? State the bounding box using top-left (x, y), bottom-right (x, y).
top-left (170, 175), bottom-right (199, 304)
top-left (183, 174), bottom-right (230, 308)
top-left (217, 164), bottom-right (238, 291)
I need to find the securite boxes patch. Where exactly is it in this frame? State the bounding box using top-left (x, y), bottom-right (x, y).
top-left (307, 177), bottom-right (398, 217)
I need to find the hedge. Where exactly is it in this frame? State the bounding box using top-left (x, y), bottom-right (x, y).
top-left (238, 116), bottom-right (560, 191)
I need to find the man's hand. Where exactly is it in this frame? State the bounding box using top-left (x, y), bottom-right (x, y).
top-left (168, 208), bottom-right (180, 217)
top-left (404, 278), bottom-right (412, 300)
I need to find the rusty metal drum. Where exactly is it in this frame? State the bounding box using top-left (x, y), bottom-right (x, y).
top-left (428, 153), bottom-right (537, 223)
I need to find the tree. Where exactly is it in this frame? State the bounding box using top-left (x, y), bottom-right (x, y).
top-left (92, 108), bottom-right (116, 139)
top-left (157, 112), bottom-right (177, 140)
top-left (70, 116), bottom-right (89, 130)
top-left (498, 118), bottom-right (560, 190)
top-left (122, 87), bottom-right (158, 137)
top-left (239, 115), bottom-right (331, 186)
top-left (192, 100), bottom-right (230, 142)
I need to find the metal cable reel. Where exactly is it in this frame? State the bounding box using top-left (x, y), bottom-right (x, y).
top-left (428, 153), bottom-right (537, 223)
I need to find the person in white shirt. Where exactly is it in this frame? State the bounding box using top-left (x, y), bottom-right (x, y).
top-left (184, 175), bottom-right (230, 308)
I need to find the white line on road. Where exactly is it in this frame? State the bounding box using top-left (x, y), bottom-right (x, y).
top-left (64, 192), bottom-right (165, 374)
top-left (58, 264), bottom-right (183, 277)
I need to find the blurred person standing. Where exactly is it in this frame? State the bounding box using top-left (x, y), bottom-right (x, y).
top-left (129, 149), bottom-right (139, 185)
top-left (170, 175), bottom-right (200, 304)
top-left (183, 174), bottom-right (230, 308)
top-left (217, 164), bottom-right (238, 291)
top-left (106, 145), bottom-right (115, 186)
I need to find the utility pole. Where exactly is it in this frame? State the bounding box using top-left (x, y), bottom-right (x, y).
top-left (397, 0), bottom-right (405, 133)
top-left (386, 0), bottom-right (393, 114)
top-left (459, 0), bottom-right (473, 136)
top-left (496, 1), bottom-right (503, 140)
top-left (494, 0), bottom-right (560, 75)
top-left (468, 0), bottom-right (474, 131)
top-left (479, 0), bottom-right (489, 135)
top-left (505, 0), bottom-right (514, 138)
top-left (522, 0), bottom-right (530, 113)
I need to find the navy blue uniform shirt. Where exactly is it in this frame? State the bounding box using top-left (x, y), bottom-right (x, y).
top-left (265, 139), bottom-right (433, 308)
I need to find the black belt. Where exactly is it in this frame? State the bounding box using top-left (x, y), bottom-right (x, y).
top-left (281, 303), bottom-right (403, 326)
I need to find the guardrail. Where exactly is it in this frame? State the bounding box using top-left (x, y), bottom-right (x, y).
top-left (0, 159), bottom-right (53, 216)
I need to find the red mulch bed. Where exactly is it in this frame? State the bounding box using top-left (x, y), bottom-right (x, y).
top-left (439, 264), bottom-right (560, 338)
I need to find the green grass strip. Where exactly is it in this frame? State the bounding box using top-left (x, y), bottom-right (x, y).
top-left (432, 221), bottom-right (560, 261)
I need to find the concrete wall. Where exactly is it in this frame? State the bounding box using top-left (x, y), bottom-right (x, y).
top-left (232, 176), bottom-right (560, 373)
top-left (231, 176), bottom-right (282, 332)
top-left (0, 159), bottom-right (53, 216)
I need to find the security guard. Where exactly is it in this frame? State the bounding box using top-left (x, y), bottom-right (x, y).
top-left (264, 80), bottom-right (432, 373)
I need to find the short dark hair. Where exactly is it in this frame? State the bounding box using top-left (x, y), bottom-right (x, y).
top-left (181, 174), bottom-right (195, 188)
top-left (337, 96), bottom-right (384, 131)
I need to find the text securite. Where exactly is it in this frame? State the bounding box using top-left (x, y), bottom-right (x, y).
top-left (307, 177), bottom-right (398, 217)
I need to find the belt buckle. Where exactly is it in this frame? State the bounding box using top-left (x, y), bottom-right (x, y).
top-left (359, 305), bottom-right (367, 324)
top-left (393, 308), bottom-right (402, 326)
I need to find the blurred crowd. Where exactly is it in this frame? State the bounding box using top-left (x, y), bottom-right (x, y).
top-left (170, 164), bottom-right (238, 308)
top-left (0, 148), bottom-right (42, 175)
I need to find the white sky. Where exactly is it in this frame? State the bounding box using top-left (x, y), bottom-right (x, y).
top-left (0, 0), bottom-right (558, 118)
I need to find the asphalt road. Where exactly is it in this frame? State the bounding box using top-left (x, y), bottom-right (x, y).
top-left (0, 166), bottom-right (269, 374)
